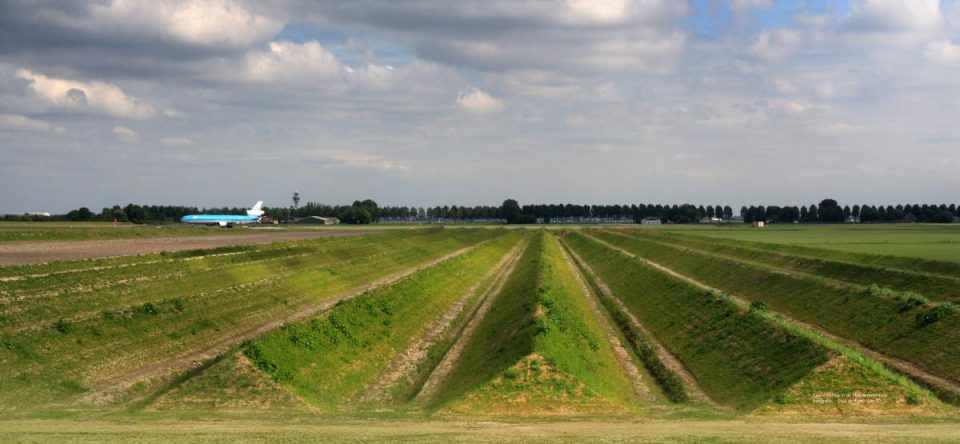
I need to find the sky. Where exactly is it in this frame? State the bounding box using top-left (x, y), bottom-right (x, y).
top-left (1, 0), bottom-right (959, 213)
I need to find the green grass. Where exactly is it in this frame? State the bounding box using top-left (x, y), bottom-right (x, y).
top-left (241, 231), bottom-right (523, 410)
top-left (623, 229), bottom-right (960, 302)
top-left (432, 232), bottom-right (638, 414)
top-left (670, 224), bottom-right (960, 267)
top-left (591, 230), bottom-right (960, 388)
top-left (0, 228), bottom-right (500, 410)
top-left (564, 231), bottom-right (832, 411)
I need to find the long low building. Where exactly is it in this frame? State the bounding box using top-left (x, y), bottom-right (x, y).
top-left (294, 216), bottom-right (340, 225)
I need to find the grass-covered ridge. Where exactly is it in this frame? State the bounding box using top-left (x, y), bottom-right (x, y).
top-left (562, 238), bottom-right (688, 403)
top-left (242, 232), bottom-right (523, 410)
top-left (0, 228), bottom-right (499, 410)
top-left (432, 232), bottom-right (638, 415)
top-left (591, 230), bottom-right (960, 387)
top-left (564, 231), bottom-right (832, 411)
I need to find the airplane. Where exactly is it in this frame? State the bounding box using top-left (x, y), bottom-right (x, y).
top-left (181, 201), bottom-right (264, 227)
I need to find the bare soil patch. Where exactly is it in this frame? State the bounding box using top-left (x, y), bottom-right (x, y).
top-left (0, 231), bottom-right (363, 266)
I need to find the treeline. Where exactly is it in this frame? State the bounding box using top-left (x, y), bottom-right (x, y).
top-left (3, 205), bottom-right (205, 223)
top-left (742, 199), bottom-right (960, 224)
top-left (8, 197), bottom-right (960, 225)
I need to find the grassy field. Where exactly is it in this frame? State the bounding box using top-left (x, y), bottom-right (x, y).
top-left (667, 224), bottom-right (960, 264)
top-left (590, 230), bottom-right (960, 394)
top-left (1, 224), bottom-right (960, 442)
top-left (565, 231), bottom-right (942, 414)
top-left (0, 228), bottom-right (500, 410)
top-left (237, 232), bottom-right (523, 410)
top-left (619, 229), bottom-right (960, 301)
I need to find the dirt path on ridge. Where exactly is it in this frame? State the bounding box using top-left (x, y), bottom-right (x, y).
top-left (360, 240), bottom-right (526, 403)
top-left (582, 232), bottom-right (960, 404)
top-left (83, 240), bottom-right (491, 406)
top-left (414, 241), bottom-right (530, 403)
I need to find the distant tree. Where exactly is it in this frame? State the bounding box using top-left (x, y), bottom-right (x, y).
top-left (292, 192), bottom-right (300, 209)
top-left (723, 206), bottom-right (733, 220)
top-left (806, 204), bottom-right (819, 223)
top-left (338, 207), bottom-right (373, 224)
top-left (124, 204), bottom-right (146, 224)
top-left (931, 211), bottom-right (955, 223)
top-left (818, 199), bottom-right (843, 223)
top-left (860, 205), bottom-right (879, 223)
top-left (351, 199), bottom-right (379, 222)
top-left (501, 199), bottom-right (523, 224)
top-left (66, 207), bottom-right (93, 221)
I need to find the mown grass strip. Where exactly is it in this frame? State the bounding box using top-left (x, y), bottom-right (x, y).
top-left (565, 231), bottom-right (831, 412)
top-left (591, 230), bottom-right (960, 386)
top-left (242, 232), bottom-right (523, 410)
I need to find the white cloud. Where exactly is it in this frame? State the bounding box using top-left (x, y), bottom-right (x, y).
top-left (0, 114), bottom-right (65, 133)
top-left (308, 150), bottom-right (409, 172)
top-left (161, 137), bottom-right (194, 146)
top-left (305, 1), bottom-right (687, 74)
top-left (815, 122), bottom-right (866, 134)
top-left (731, 0), bottom-right (773, 11)
top-left (925, 40), bottom-right (960, 64)
top-left (241, 41), bottom-right (342, 83)
top-left (84, 0), bottom-right (282, 48)
top-left (112, 125), bottom-right (139, 143)
top-left (457, 89), bottom-right (505, 113)
top-left (848, 0), bottom-right (943, 34)
top-left (564, 0), bottom-right (632, 24)
top-left (16, 69), bottom-right (156, 119)
top-left (750, 29), bottom-right (802, 61)
top-left (503, 70), bottom-right (583, 98)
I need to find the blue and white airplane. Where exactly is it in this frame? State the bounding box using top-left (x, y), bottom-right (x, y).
top-left (181, 201), bottom-right (264, 227)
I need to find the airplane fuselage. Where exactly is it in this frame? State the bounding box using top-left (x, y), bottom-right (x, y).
top-left (180, 214), bottom-right (260, 227)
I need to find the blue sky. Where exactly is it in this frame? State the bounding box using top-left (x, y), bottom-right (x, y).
top-left (1, 1), bottom-right (959, 212)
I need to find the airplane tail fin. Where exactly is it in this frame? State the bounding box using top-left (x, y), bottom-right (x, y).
top-left (247, 201), bottom-right (264, 217)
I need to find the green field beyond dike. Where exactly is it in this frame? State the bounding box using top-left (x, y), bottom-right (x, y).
top-left (1, 224), bottom-right (960, 442)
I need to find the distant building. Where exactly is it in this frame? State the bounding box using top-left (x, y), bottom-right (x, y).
top-left (27, 212), bottom-right (51, 217)
top-left (700, 217), bottom-right (723, 224)
top-left (294, 216), bottom-right (339, 225)
top-left (641, 217), bottom-right (662, 225)
top-left (752, 221), bottom-right (766, 228)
